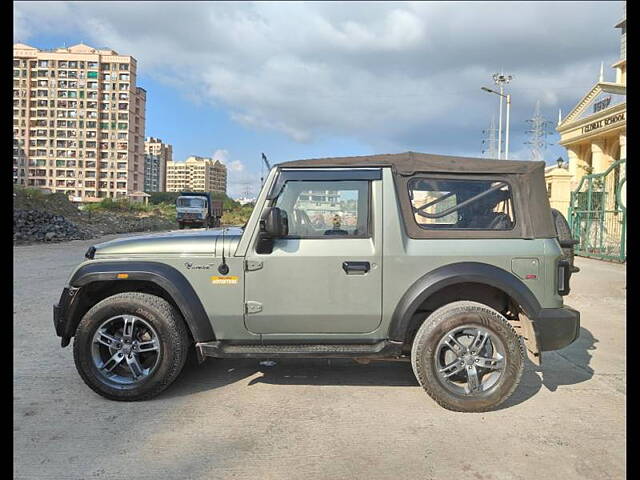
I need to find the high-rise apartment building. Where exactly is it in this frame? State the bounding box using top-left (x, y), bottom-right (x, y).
top-left (144, 137), bottom-right (172, 192)
top-left (166, 156), bottom-right (227, 194)
top-left (13, 43), bottom-right (146, 202)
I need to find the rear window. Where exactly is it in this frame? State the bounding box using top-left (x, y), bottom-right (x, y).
top-left (408, 178), bottom-right (515, 230)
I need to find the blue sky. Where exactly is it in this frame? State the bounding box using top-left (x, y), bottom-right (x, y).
top-left (14, 2), bottom-right (623, 198)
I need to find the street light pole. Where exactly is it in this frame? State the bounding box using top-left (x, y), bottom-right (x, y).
top-left (482, 73), bottom-right (513, 160)
top-left (497, 85), bottom-right (503, 159)
top-left (505, 93), bottom-right (511, 160)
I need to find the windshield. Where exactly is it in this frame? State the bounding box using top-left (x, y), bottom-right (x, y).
top-left (177, 197), bottom-right (206, 208)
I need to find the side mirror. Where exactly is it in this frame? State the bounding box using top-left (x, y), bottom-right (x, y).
top-left (260, 207), bottom-right (288, 238)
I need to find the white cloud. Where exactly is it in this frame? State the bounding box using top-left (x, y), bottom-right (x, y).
top-left (212, 149), bottom-right (230, 164)
top-left (14, 1), bottom-right (623, 156)
top-left (210, 149), bottom-right (249, 197)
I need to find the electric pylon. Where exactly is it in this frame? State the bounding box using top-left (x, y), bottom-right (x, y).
top-left (481, 115), bottom-right (499, 158)
top-left (525, 100), bottom-right (554, 162)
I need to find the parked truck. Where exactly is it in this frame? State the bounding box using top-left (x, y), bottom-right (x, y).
top-left (175, 192), bottom-right (223, 229)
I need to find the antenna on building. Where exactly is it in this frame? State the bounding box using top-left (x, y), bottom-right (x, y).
top-left (525, 100), bottom-right (555, 162)
top-left (481, 115), bottom-right (499, 158)
top-left (599, 61), bottom-right (605, 82)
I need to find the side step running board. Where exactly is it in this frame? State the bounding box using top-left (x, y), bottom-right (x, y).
top-left (196, 340), bottom-right (403, 360)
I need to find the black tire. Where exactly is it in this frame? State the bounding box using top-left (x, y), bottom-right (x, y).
top-left (551, 208), bottom-right (575, 266)
top-left (411, 301), bottom-right (524, 412)
top-left (178, 222), bottom-right (185, 230)
top-left (73, 292), bottom-right (190, 401)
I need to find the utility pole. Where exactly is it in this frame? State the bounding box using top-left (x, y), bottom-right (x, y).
top-left (481, 115), bottom-right (499, 158)
top-left (525, 100), bottom-right (554, 162)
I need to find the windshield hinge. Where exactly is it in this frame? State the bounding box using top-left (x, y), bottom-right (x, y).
top-left (245, 260), bottom-right (263, 271)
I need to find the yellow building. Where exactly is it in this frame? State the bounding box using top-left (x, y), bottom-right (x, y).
top-left (166, 155), bottom-right (227, 194)
top-left (549, 6), bottom-right (626, 217)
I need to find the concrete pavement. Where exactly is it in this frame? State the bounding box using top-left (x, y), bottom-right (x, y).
top-left (13, 235), bottom-right (626, 479)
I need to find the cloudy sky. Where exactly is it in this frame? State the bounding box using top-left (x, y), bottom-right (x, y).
top-left (14, 1), bottom-right (623, 198)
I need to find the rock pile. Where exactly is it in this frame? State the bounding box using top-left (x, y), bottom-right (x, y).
top-left (13, 209), bottom-right (94, 243)
top-left (13, 209), bottom-right (177, 245)
top-left (13, 187), bottom-right (179, 245)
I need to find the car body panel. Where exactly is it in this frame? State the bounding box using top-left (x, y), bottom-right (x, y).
top-left (244, 180), bottom-right (383, 335)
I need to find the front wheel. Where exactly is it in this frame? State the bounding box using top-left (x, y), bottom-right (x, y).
top-left (411, 301), bottom-right (524, 412)
top-left (73, 292), bottom-right (190, 401)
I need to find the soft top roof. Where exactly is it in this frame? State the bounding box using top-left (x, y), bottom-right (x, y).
top-left (278, 151), bottom-right (544, 176)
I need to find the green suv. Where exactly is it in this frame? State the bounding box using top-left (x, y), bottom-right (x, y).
top-left (53, 152), bottom-right (580, 412)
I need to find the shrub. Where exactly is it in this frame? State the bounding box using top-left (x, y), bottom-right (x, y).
top-left (147, 192), bottom-right (180, 205)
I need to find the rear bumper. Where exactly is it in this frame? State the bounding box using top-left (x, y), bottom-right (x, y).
top-left (533, 306), bottom-right (580, 351)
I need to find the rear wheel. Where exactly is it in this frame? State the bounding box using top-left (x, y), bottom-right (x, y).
top-left (73, 292), bottom-right (190, 401)
top-left (411, 301), bottom-right (524, 412)
top-left (178, 222), bottom-right (185, 230)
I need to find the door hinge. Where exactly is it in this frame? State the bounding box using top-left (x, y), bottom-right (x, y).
top-left (245, 301), bottom-right (263, 314)
top-left (245, 260), bottom-right (263, 271)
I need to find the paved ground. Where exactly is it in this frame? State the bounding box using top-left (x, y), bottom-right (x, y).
top-left (14, 234), bottom-right (626, 480)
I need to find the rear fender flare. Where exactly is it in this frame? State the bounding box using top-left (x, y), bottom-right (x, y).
top-left (388, 262), bottom-right (541, 343)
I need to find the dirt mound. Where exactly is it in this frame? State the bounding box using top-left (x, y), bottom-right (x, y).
top-left (13, 186), bottom-right (83, 219)
top-left (13, 186), bottom-right (178, 245)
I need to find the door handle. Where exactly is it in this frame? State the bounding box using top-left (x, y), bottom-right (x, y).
top-left (342, 261), bottom-right (370, 275)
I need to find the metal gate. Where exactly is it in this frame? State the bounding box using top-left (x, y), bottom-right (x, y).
top-left (568, 158), bottom-right (626, 262)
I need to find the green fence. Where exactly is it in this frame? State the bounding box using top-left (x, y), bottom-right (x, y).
top-left (568, 159), bottom-right (626, 262)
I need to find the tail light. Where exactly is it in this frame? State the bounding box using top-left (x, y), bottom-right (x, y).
top-left (557, 259), bottom-right (571, 296)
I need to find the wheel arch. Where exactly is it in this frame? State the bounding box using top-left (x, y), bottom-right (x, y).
top-left (66, 261), bottom-right (215, 344)
top-left (388, 262), bottom-right (541, 345)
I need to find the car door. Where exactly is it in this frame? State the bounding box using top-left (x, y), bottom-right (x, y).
top-left (244, 169), bottom-right (383, 335)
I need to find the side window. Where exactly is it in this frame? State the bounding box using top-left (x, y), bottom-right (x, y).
top-left (408, 178), bottom-right (515, 230)
top-left (274, 180), bottom-right (369, 237)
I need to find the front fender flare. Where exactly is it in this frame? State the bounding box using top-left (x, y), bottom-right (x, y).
top-left (388, 262), bottom-right (541, 343)
top-left (69, 261), bottom-right (215, 343)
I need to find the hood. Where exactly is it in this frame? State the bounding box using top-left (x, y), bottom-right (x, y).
top-left (93, 227), bottom-right (244, 257)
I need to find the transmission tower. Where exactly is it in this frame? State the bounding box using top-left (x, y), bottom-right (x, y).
top-left (525, 100), bottom-right (554, 162)
top-left (481, 115), bottom-right (499, 158)
top-left (240, 181), bottom-right (253, 199)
